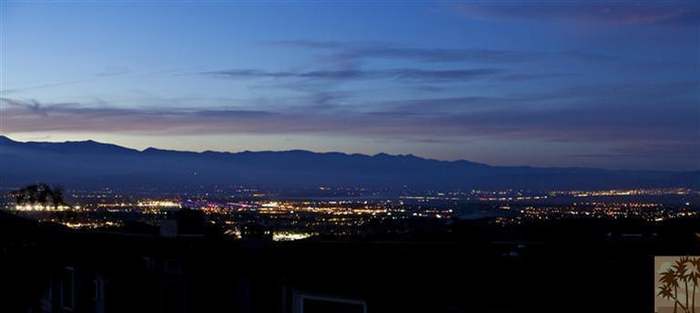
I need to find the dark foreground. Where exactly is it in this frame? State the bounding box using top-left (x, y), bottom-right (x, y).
top-left (1, 211), bottom-right (698, 313)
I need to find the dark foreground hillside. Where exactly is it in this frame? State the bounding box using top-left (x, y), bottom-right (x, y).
top-left (1, 211), bottom-right (697, 313)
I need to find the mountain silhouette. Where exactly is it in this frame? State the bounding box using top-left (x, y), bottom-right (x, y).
top-left (0, 135), bottom-right (697, 190)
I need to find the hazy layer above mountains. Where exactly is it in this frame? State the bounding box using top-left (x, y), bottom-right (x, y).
top-left (0, 136), bottom-right (697, 191)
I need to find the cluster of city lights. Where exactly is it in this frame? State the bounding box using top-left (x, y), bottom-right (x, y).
top-left (2, 186), bottom-right (697, 239)
top-left (495, 204), bottom-right (696, 225)
top-left (137, 200), bottom-right (181, 208)
top-left (550, 188), bottom-right (694, 197)
top-left (272, 231), bottom-right (316, 241)
top-left (57, 221), bottom-right (122, 229)
top-left (13, 204), bottom-right (80, 212)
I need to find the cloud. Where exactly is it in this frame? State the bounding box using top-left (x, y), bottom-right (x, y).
top-left (455, 1), bottom-right (700, 26)
top-left (0, 97), bottom-right (82, 117)
top-left (204, 69), bottom-right (367, 80)
top-left (335, 46), bottom-right (534, 63)
top-left (375, 96), bottom-right (520, 115)
top-left (497, 73), bottom-right (578, 82)
top-left (0, 80), bottom-right (91, 95)
top-left (571, 141), bottom-right (700, 161)
top-left (270, 40), bottom-right (624, 66)
top-left (202, 67), bottom-right (518, 114)
top-left (3, 79), bottom-right (697, 156)
top-left (388, 68), bottom-right (503, 81)
top-left (204, 68), bottom-right (504, 83)
top-left (1, 67), bottom-right (140, 95)
top-left (271, 40), bottom-right (539, 64)
top-left (0, 98), bottom-right (278, 134)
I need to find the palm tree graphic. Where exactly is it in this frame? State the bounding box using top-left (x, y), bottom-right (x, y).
top-left (659, 256), bottom-right (700, 313)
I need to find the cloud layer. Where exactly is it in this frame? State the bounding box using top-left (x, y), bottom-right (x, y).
top-left (3, 78), bottom-right (698, 161)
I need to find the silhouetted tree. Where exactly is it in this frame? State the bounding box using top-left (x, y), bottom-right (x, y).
top-left (10, 184), bottom-right (67, 209)
top-left (48, 185), bottom-right (67, 209)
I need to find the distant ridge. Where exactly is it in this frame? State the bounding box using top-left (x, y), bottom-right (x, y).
top-left (0, 136), bottom-right (697, 190)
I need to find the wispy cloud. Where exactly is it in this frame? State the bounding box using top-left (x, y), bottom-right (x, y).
top-left (3, 79), bottom-right (697, 160)
top-left (270, 40), bottom-right (619, 65)
top-left (203, 68), bottom-right (504, 83)
top-left (455, 1), bottom-right (700, 26)
top-left (271, 40), bottom-right (539, 64)
top-left (1, 79), bottom-right (92, 95)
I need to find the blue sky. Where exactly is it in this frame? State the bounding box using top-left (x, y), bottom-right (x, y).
top-left (1, 0), bottom-right (698, 170)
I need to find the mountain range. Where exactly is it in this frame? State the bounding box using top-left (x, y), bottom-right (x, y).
top-left (0, 135), bottom-right (697, 191)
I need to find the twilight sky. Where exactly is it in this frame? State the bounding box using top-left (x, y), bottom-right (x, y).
top-left (1, 0), bottom-right (698, 170)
